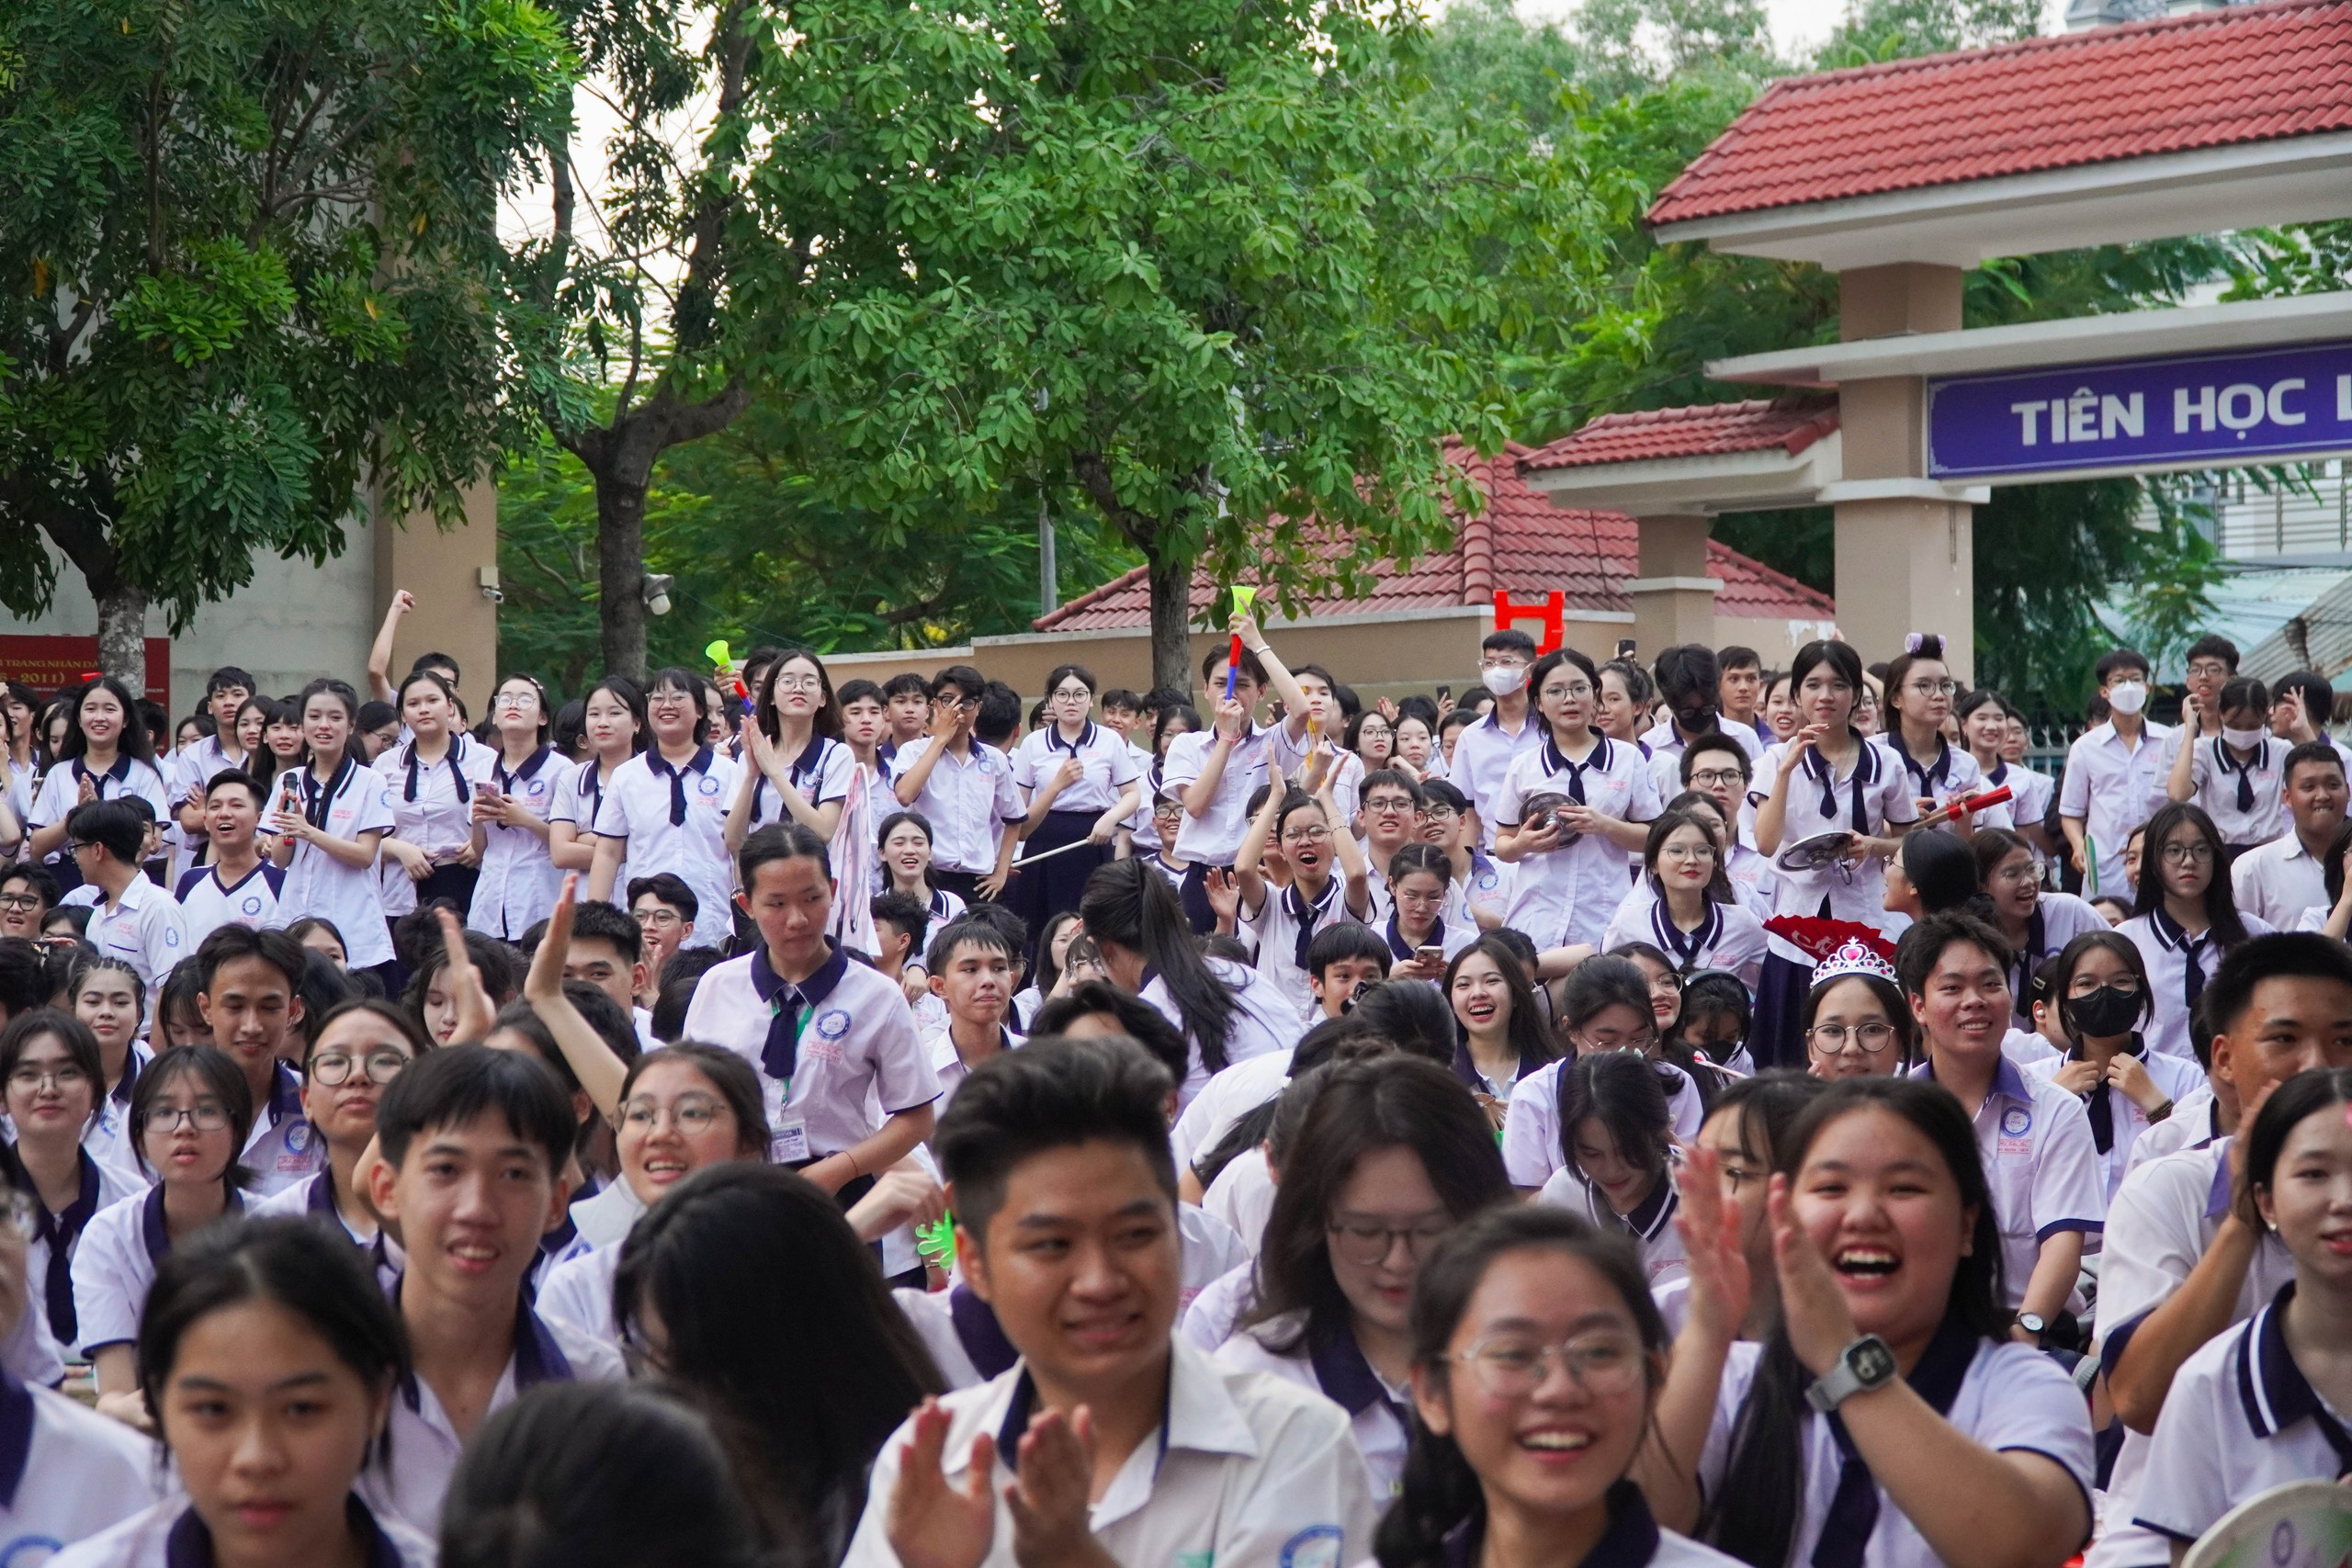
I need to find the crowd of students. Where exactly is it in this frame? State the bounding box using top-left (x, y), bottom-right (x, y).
top-left (1, 583), bottom-right (2349, 1567)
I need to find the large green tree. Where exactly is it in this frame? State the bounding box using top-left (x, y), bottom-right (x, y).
top-left (737, 0), bottom-right (1628, 691)
top-left (0, 0), bottom-right (571, 679)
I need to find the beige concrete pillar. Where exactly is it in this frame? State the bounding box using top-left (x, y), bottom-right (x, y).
top-left (1624, 513), bottom-right (1720, 656)
top-left (374, 480), bottom-right (499, 719)
top-left (1833, 265), bottom-right (1974, 681)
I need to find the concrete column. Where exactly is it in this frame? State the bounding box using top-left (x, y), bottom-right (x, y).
top-left (374, 480), bottom-right (499, 718)
top-left (1834, 264), bottom-right (1974, 681)
top-left (1623, 513), bottom-right (1720, 655)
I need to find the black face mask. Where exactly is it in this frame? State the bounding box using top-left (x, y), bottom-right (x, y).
top-left (2067, 985), bottom-right (2141, 1039)
top-left (1674, 705), bottom-right (1718, 736)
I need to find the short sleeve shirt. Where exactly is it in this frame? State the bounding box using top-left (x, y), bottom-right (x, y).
top-left (592, 747), bottom-right (741, 952)
top-left (277, 760), bottom-right (398, 969)
top-left (741, 734), bottom-right (856, 833)
top-left (888, 739), bottom-right (1025, 874)
top-left (2183, 734), bottom-right (2288, 846)
top-left (1913, 1056), bottom-right (2106, 1308)
top-left (2058, 721), bottom-right (2176, 899)
top-left (1493, 733), bottom-right (1661, 950)
top-left (1009, 723), bottom-right (1144, 817)
top-left (1159, 725), bottom-right (1277, 867)
top-left (175, 863), bottom-right (284, 951)
top-left (374, 734), bottom-right (497, 917)
top-left (469, 746), bottom-right (564, 941)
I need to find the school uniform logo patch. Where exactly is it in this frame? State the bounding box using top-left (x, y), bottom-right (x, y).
top-left (1279, 1525), bottom-right (1343, 1568)
top-left (284, 1122), bottom-right (311, 1153)
top-left (814, 1009), bottom-right (852, 1041)
top-left (2000, 1106), bottom-right (2031, 1137)
top-left (242, 896), bottom-right (264, 916)
top-left (699, 775), bottom-right (722, 796)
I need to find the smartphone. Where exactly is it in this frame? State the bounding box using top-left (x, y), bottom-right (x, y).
top-left (1415, 945), bottom-right (1445, 965)
top-left (1615, 637), bottom-right (1638, 659)
top-left (1434, 684), bottom-right (1452, 703)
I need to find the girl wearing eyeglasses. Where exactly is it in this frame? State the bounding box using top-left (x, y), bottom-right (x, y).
top-left (1636, 1077), bottom-right (2094, 1568)
top-left (1006, 661), bottom-right (1143, 936)
top-left (724, 649), bottom-right (852, 856)
top-left (1494, 649), bottom-right (1662, 953)
top-left (1235, 767), bottom-right (1372, 1023)
top-left (2118, 800), bottom-right (2271, 1062)
top-left (4, 1010), bottom-right (145, 1377)
top-left (1374, 1205), bottom-right (1726, 1568)
top-left (469, 673), bottom-right (564, 941)
top-left (1216, 1055), bottom-right (1512, 1502)
top-left (1802, 942), bottom-right (1917, 1082)
top-left (73, 1045), bottom-right (252, 1429)
top-left (1873, 634), bottom-right (1983, 833)
top-left (1604, 808), bottom-right (1768, 988)
top-left (249, 999), bottom-right (431, 1246)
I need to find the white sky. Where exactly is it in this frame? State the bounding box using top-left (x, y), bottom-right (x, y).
top-left (1510, 0), bottom-right (1854, 53)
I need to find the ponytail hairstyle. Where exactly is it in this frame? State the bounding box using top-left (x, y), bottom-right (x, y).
top-left (2131, 800), bottom-right (2248, 946)
top-left (393, 669), bottom-right (462, 742)
top-left (1080, 857), bottom-right (1239, 1072)
top-left (1243, 1056), bottom-right (1510, 1356)
top-left (1702, 1077), bottom-right (2006, 1568)
top-left (1374, 1206), bottom-right (1668, 1568)
top-left (1895, 828), bottom-right (1982, 917)
top-left (1881, 632), bottom-right (1949, 729)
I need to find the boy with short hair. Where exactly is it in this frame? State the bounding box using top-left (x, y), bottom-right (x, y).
top-left (1306, 921), bottom-right (1390, 1020)
top-left (2060, 648), bottom-right (2175, 898)
top-left (1716, 644), bottom-right (1767, 740)
top-left (175, 770), bottom-right (283, 948)
top-left (850, 1037), bottom-right (1375, 1568)
top-left (1161, 642), bottom-right (1276, 933)
top-left (67, 799), bottom-right (187, 991)
top-left (891, 666), bottom-right (1023, 902)
top-left (1450, 627), bottom-right (1542, 847)
top-left (0, 863), bottom-right (55, 942)
top-left (365, 1045), bottom-right (622, 1534)
top-left (1354, 768), bottom-right (1426, 912)
top-left (923, 917), bottom-right (1024, 1111)
top-left (193, 924), bottom-right (317, 1193)
top-left (171, 665), bottom-right (256, 841)
top-left (626, 872), bottom-right (698, 998)
top-left (560, 898), bottom-right (654, 1046)
top-left (879, 671), bottom-right (933, 769)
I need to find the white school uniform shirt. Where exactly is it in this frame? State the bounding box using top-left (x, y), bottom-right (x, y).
top-left (2183, 732), bottom-right (2289, 846)
top-left (2134, 1284), bottom-right (2351, 1547)
top-left (1493, 732), bottom-right (1661, 950)
top-left (174, 861), bottom-right (283, 951)
top-left (925, 1023), bottom-right (1026, 1119)
top-left (241, 1061), bottom-right (326, 1197)
top-left (1696, 1335), bottom-right (2094, 1568)
top-left (1203, 1145), bottom-right (1276, 1257)
top-left (1160, 723), bottom-right (1277, 865)
top-left (2059, 719), bottom-right (2176, 898)
top-left (538, 1242), bottom-right (625, 1347)
top-left (71, 1185), bottom-right (247, 1355)
top-left (888, 737), bottom-right (1023, 875)
top-left (895, 1286), bottom-right (986, 1390)
top-left (1141, 957), bottom-right (1300, 1107)
top-left (24, 1152), bottom-right (147, 1363)
top-left (51, 1495), bottom-right (435, 1568)
top-left (1216, 1317), bottom-right (1411, 1503)
top-left (1182, 1263), bottom-right (1254, 1353)
top-left (1450, 706), bottom-right (1543, 848)
top-left (1453, 848), bottom-right (1515, 928)
top-left (1997, 891), bottom-right (2109, 1024)
top-left (2086, 1135), bottom-right (2295, 1568)
top-left (1870, 732), bottom-right (1986, 830)
top-left (741, 733), bottom-right (856, 834)
top-left (2022, 1040), bottom-right (2203, 1200)
top-left (166, 733), bottom-right (247, 805)
top-left (683, 942), bottom-right (941, 1162)
top-left (1266, 722), bottom-right (1364, 827)
top-left (1910, 1055), bottom-right (2104, 1309)
top-left (78, 1047), bottom-right (149, 1182)
top-left (0, 1371), bottom-right (164, 1566)
top-left (568, 1176), bottom-right (647, 1251)
top-left (1240, 874), bottom-right (1368, 1023)
top-left (469, 744), bottom-right (564, 940)
top-left (1534, 1166), bottom-right (1690, 1285)
top-left (1757, 737), bottom-right (1919, 961)
top-left (364, 1291), bottom-right (624, 1536)
top-left (276, 757), bottom-right (399, 968)
top-left (2124, 1081), bottom-right (2222, 1174)
top-left (2118, 908), bottom-right (2276, 1062)
top-left (548, 756), bottom-right (629, 901)
top-left (1170, 1048), bottom-right (1294, 1174)
top-left (26, 754), bottom-right (172, 855)
top-left (843, 1335), bottom-right (1380, 1568)
top-left (85, 874), bottom-right (188, 992)
top-left (374, 732), bottom-right (495, 918)
top-left (1499, 1056), bottom-right (1706, 1190)
top-left (248, 1166), bottom-right (378, 1245)
top-left (1601, 895), bottom-right (1769, 988)
top-left (1010, 721), bottom-right (1143, 817)
top-left (1643, 719), bottom-right (1763, 803)
top-left (592, 745), bottom-right (741, 952)
top-left (2233, 829), bottom-right (2327, 931)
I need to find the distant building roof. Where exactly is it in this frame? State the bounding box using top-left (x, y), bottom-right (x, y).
top-left (1029, 441), bottom-right (1835, 633)
top-left (1521, 400), bottom-right (1838, 471)
top-left (1648, 0), bottom-right (2352, 227)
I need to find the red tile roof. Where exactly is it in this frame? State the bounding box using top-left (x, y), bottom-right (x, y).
top-left (1648, 0), bottom-right (2352, 227)
top-left (1029, 442), bottom-right (1835, 633)
top-left (1523, 399), bottom-right (1838, 470)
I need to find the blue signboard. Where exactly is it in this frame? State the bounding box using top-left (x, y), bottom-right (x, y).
top-left (1927, 339), bottom-right (2352, 479)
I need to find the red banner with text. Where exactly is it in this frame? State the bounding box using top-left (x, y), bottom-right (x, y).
top-left (0, 637), bottom-right (170, 705)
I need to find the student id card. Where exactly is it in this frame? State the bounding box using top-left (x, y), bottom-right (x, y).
top-left (772, 1117), bottom-right (810, 1164)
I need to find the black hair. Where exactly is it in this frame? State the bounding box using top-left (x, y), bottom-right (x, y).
top-left (0, 863), bottom-right (56, 907)
top-left (1894, 909), bottom-right (2014, 1001)
top-left (834, 677), bottom-right (885, 711)
top-left (1968, 826), bottom-right (2031, 886)
top-left (309, 996), bottom-right (435, 1064)
top-left (1029, 910), bottom-right (1084, 998)
top-left (753, 648), bottom-right (844, 747)
top-left (2277, 671), bottom-right (2338, 728)
top-left (1896, 828), bottom-right (1982, 916)
top-left (1703, 1077), bottom-right (2007, 1568)
top-left (2218, 675), bottom-right (2271, 722)
top-left (2094, 648), bottom-right (2152, 685)
top-left (439, 1382), bottom-right (769, 1568)
top-left (1881, 633), bottom-right (1951, 730)
top-left (650, 975), bottom-right (697, 1044)
top-left (0, 1007), bottom-right (103, 1130)
top-left (879, 671), bottom-right (929, 701)
top-left (925, 914), bottom-right (1021, 976)
top-left (2240, 1066), bottom-right (2352, 1232)
top-left (1374, 1205), bottom-right (1667, 1568)
top-left (137, 1217), bottom-right (409, 1455)
top-left (2184, 633), bottom-right (2240, 673)
top-left (1199, 642), bottom-right (1268, 689)
top-left (933, 1034), bottom-right (1177, 1242)
top-left (1653, 643), bottom-right (1722, 713)
top-left (1080, 856), bottom-right (1240, 1073)
top-left (64, 798), bottom-right (144, 864)
top-left (1717, 644), bottom-right (1761, 675)
top-left (626, 873), bottom-right (699, 924)
top-left (2051, 929), bottom-right (2154, 1043)
top-left (2132, 801), bottom-right (2248, 946)
top-left (68, 949), bottom-right (147, 1019)
top-left (612, 1166), bottom-right (944, 1551)
top-left (1481, 627), bottom-right (1538, 658)
top-left (158, 958), bottom-right (209, 1043)
top-left (1708, 1070), bottom-right (1830, 1173)
top-left (1558, 953), bottom-right (1656, 1040)
top-left (619, 1044), bottom-right (771, 1159)
top-left (738, 821), bottom-right (831, 896)
top-left (1305, 919), bottom-right (1393, 981)
top-left (1023, 980), bottom-right (1192, 1088)
top-left (354, 699), bottom-right (398, 738)
top-left (1679, 731), bottom-right (1752, 784)
top-left (376, 1043), bottom-right (577, 1175)
top-left (1803, 967), bottom-right (1917, 1069)
top-left (0, 939), bottom-right (51, 1020)
top-left (1643, 807), bottom-right (1736, 910)
top-left (130, 1045), bottom-right (254, 1193)
top-left (868, 890), bottom-right (930, 957)
top-left (201, 766), bottom-right (266, 808)
top-left (976, 680), bottom-right (1022, 744)
top-left (205, 666), bottom-right (258, 699)
top-left (1679, 970), bottom-right (1752, 1064)
top-left (552, 697), bottom-right (586, 758)
top-left (1788, 639), bottom-right (1864, 724)
top-left (1343, 980), bottom-right (1462, 1066)
top-left (2201, 932), bottom-right (2352, 1041)
top-left (299, 945), bottom-right (364, 1033)
top-left (1441, 933), bottom-right (1552, 1068)
top-left (491, 984), bottom-right (639, 1102)
top-left (1557, 1048), bottom-right (1674, 1182)
top-left (1360, 767), bottom-right (1427, 812)
top-left (2284, 739), bottom-right (2346, 789)
top-left (1244, 1056), bottom-right (1510, 1354)
top-left (60, 675), bottom-right (156, 766)
top-left (566, 899), bottom-right (646, 966)
top-left (1151, 703), bottom-right (1201, 757)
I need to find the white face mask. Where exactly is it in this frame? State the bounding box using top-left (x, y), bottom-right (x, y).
top-left (1482, 664), bottom-right (1527, 698)
top-left (2223, 726), bottom-right (2267, 750)
top-left (2106, 681), bottom-right (2147, 716)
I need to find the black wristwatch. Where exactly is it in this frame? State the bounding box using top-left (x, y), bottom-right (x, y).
top-left (2014, 1312), bottom-right (2048, 1345)
top-left (1805, 1335), bottom-right (1899, 1412)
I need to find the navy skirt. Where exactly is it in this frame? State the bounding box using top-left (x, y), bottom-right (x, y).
top-left (1749, 951), bottom-right (1815, 1072)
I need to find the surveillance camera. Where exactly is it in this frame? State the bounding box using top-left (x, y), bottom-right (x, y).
top-left (481, 586), bottom-right (504, 604)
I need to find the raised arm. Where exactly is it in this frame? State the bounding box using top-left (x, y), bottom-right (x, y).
top-left (366, 590), bottom-right (414, 705)
top-left (522, 875), bottom-right (629, 1122)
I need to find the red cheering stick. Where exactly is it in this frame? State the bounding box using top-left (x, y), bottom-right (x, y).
top-left (1917, 784), bottom-right (2012, 829)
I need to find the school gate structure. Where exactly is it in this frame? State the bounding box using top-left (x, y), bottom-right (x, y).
top-left (1524, 0), bottom-right (2352, 682)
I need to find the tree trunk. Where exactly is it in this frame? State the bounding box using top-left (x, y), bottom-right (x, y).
top-left (95, 580), bottom-right (147, 690)
top-left (1148, 548), bottom-right (1193, 695)
top-left (594, 470), bottom-right (650, 683)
